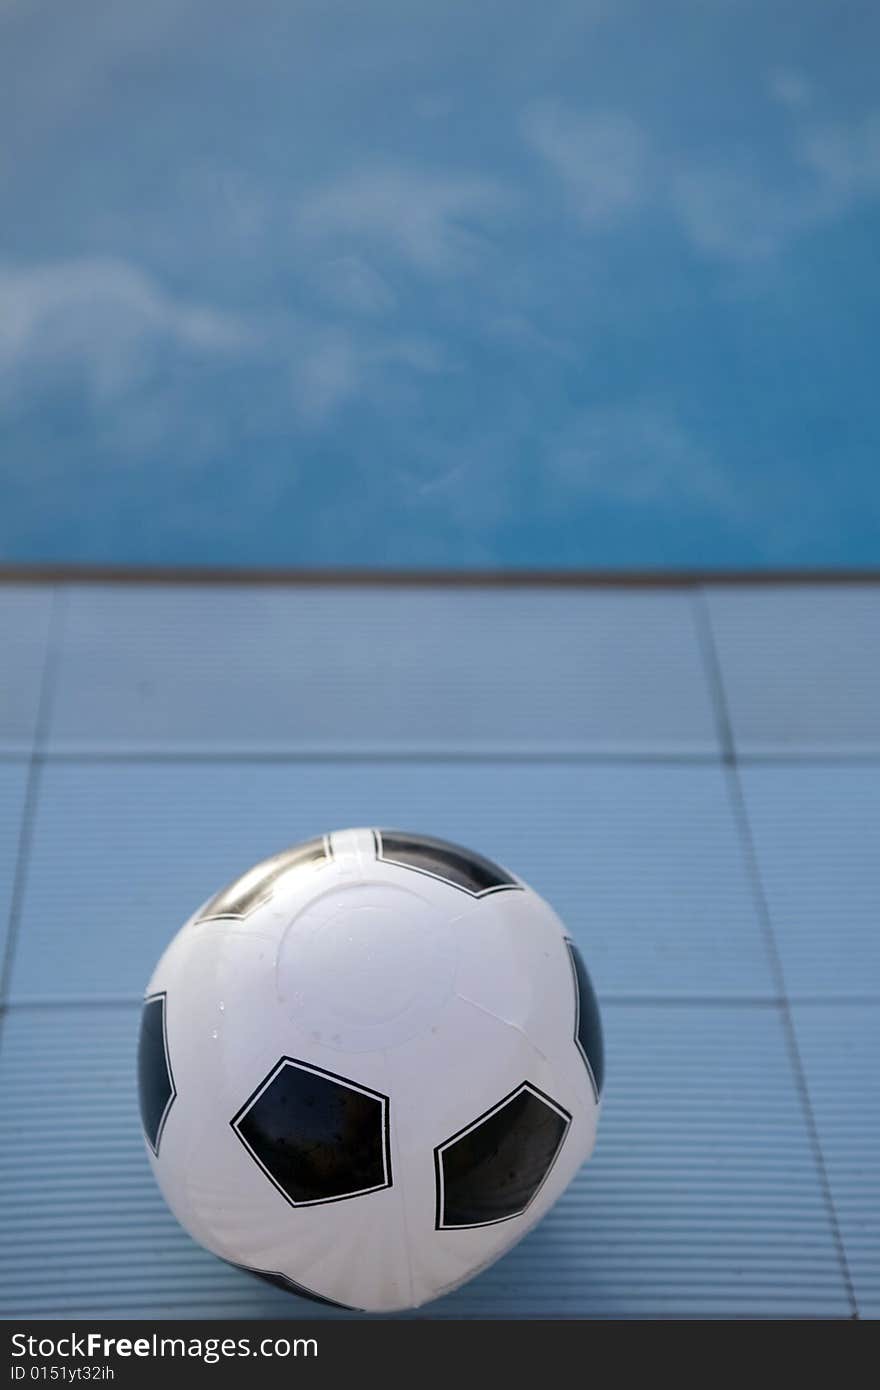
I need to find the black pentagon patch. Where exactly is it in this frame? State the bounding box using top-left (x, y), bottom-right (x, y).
top-left (231, 1262), bottom-right (359, 1310)
top-left (138, 992), bottom-right (176, 1156)
top-left (434, 1082), bottom-right (571, 1229)
top-left (231, 1057), bottom-right (391, 1208)
top-left (195, 835), bottom-right (331, 925)
top-left (565, 939), bottom-right (604, 1102)
top-left (374, 829), bottom-right (521, 898)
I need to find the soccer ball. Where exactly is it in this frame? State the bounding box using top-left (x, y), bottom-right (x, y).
top-left (138, 828), bottom-right (603, 1312)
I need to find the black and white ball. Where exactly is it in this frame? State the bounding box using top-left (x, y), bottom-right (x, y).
top-left (138, 828), bottom-right (603, 1312)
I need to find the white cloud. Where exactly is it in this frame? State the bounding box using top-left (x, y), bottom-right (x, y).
top-left (522, 102), bottom-right (649, 226)
top-left (798, 111), bottom-right (880, 194)
top-left (669, 166), bottom-right (818, 261)
top-left (371, 335), bottom-right (448, 373)
top-left (313, 254), bottom-right (395, 314)
top-left (0, 255), bottom-right (451, 436)
top-left (550, 399), bottom-right (736, 512)
top-left (523, 94), bottom-right (880, 263)
top-left (295, 165), bottom-right (511, 274)
top-left (291, 328), bottom-right (362, 426)
top-left (0, 257), bottom-right (252, 398)
top-left (769, 69), bottom-right (812, 110)
top-left (672, 111), bottom-right (880, 261)
top-left (290, 324), bottom-right (449, 427)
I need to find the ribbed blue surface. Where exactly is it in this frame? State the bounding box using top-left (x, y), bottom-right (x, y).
top-left (48, 585), bottom-right (719, 754)
top-left (705, 585), bottom-right (880, 755)
top-left (792, 1004), bottom-right (880, 1319)
top-left (10, 760), bottom-right (772, 1003)
top-left (0, 580), bottom-right (876, 1319)
top-left (0, 762), bottom-right (28, 967)
top-left (740, 766), bottom-right (880, 998)
top-left (0, 586), bottom-right (52, 753)
top-left (0, 1002), bottom-right (850, 1319)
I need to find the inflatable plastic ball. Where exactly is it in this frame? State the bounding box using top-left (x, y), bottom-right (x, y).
top-left (138, 828), bottom-right (604, 1312)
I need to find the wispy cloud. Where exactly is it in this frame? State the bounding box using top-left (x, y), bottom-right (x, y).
top-left (798, 111), bottom-right (880, 195)
top-left (291, 327), bottom-right (362, 426)
top-left (0, 257), bottom-right (252, 399)
top-left (668, 165), bottom-right (818, 261)
top-left (0, 256), bottom-right (450, 434)
top-left (312, 254), bottom-right (396, 315)
top-left (550, 399), bottom-right (737, 513)
top-left (295, 165), bottom-right (511, 274)
top-left (291, 325), bottom-right (449, 427)
top-left (768, 68), bottom-right (812, 110)
top-left (524, 94), bottom-right (880, 263)
top-left (522, 102), bottom-right (649, 226)
top-left (672, 111), bottom-right (880, 261)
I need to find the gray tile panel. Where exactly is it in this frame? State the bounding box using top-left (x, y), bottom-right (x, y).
top-left (48, 586), bottom-right (719, 754)
top-left (0, 586), bottom-right (53, 754)
top-left (0, 762), bottom-right (28, 974)
top-left (705, 585), bottom-right (880, 755)
top-left (740, 765), bottom-right (880, 999)
top-left (791, 1003), bottom-right (880, 1318)
top-left (9, 761), bottom-right (772, 1002)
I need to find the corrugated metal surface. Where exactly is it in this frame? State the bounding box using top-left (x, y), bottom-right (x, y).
top-left (0, 585), bottom-right (52, 753)
top-left (0, 1002), bottom-right (851, 1319)
top-left (705, 585), bottom-right (880, 755)
top-left (0, 580), bottom-right (876, 1319)
top-left (11, 761), bottom-right (771, 1002)
top-left (0, 762), bottom-right (28, 967)
top-left (792, 1005), bottom-right (880, 1318)
top-left (740, 766), bottom-right (880, 998)
top-left (48, 586), bottom-right (719, 755)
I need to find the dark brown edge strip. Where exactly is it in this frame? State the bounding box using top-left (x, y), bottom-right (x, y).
top-left (1, 565), bottom-right (879, 588)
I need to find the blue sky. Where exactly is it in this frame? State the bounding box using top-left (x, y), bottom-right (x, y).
top-left (1, 0), bottom-right (878, 568)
